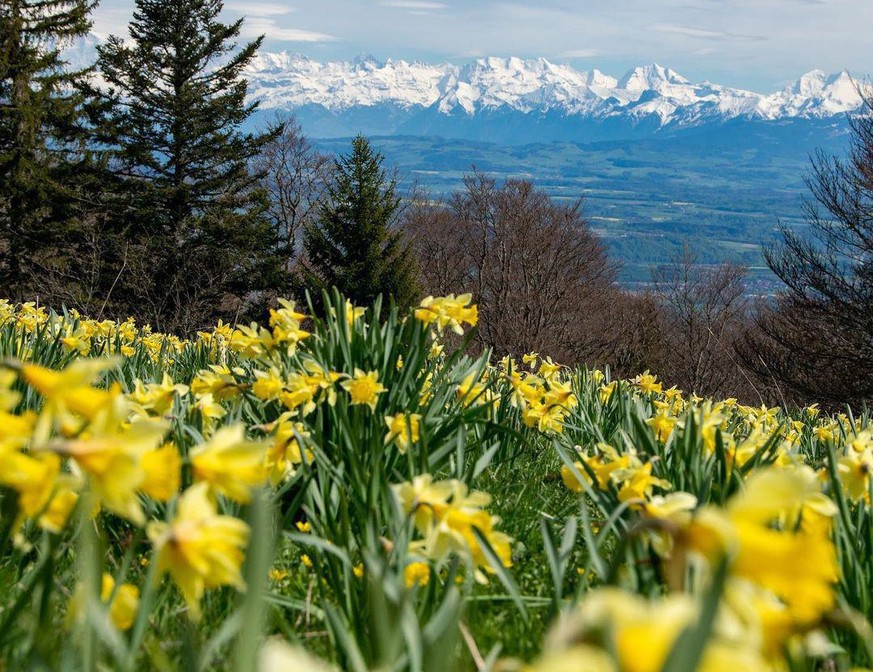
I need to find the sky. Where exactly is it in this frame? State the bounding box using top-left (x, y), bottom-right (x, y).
top-left (90, 0), bottom-right (872, 92)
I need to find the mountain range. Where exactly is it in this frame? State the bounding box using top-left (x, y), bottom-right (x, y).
top-left (244, 53), bottom-right (865, 142)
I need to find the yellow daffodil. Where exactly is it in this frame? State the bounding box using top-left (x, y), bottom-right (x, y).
top-left (632, 371), bottom-right (663, 395)
top-left (264, 417), bottom-right (310, 486)
top-left (414, 294), bottom-right (478, 334)
top-left (341, 369), bottom-right (386, 411)
top-left (147, 482), bottom-right (250, 621)
top-left (190, 365), bottom-right (241, 401)
top-left (395, 477), bottom-right (512, 581)
top-left (647, 411), bottom-right (678, 442)
top-left (385, 413), bottom-right (421, 453)
top-left (140, 443), bottom-right (181, 502)
top-left (23, 359), bottom-right (119, 446)
top-left (641, 491), bottom-right (698, 557)
top-left (192, 392), bottom-right (227, 433)
top-left (268, 299), bottom-right (310, 353)
top-left (102, 574), bottom-right (140, 631)
top-left (538, 357), bottom-right (561, 381)
top-left (457, 371), bottom-right (498, 409)
top-left (252, 368), bottom-right (285, 401)
top-left (682, 466), bottom-right (839, 629)
top-left (191, 424), bottom-right (268, 503)
top-left (69, 573), bottom-right (140, 632)
top-left (38, 487), bottom-right (80, 534)
top-left (128, 373), bottom-right (189, 416)
top-left (599, 381), bottom-right (617, 404)
top-left (839, 449), bottom-right (873, 502)
top-left (259, 638), bottom-right (336, 672)
top-left (0, 451), bottom-right (61, 521)
top-left (54, 404), bottom-right (168, 525)
top-left (616, 462), bottom-right (672, 504)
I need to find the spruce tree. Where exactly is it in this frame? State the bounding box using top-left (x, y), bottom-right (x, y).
top-left (0, 0), bottom-right (96, 294)
top-left (96, 0), bottom-right (283, 332)
top-left (301, 135), bottom-right (419, 311)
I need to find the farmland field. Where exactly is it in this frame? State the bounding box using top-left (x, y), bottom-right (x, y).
top-left (315, 120), bottom-right (853, 290)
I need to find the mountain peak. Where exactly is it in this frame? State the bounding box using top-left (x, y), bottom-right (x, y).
top-left (352, 53), bottom-right (381, 68)
top-left (788, 69), bottom-right (828, 95)
top-left (618, 64), bottom-right (690, 94)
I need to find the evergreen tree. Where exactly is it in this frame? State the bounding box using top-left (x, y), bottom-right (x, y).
top-left (0, 0), bottom-right (96, 295)
top-left (96, 0), bottom-right (283, 332)
top-left (301, 135), bottom-right (419, 312)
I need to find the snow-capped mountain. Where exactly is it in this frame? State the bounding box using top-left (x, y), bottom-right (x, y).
top-left (63, 32), bottom-right (865, 142)
top-left (243, 54), bottom-right (865, 140)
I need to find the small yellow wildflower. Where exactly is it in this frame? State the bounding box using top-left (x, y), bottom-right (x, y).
top-left (269, 568), bottom-right (290, 582)
top-left (404, 561), bottom-right (431, 588)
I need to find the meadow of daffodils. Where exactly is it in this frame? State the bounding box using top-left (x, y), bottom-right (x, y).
top-left (0, 291), bottom-right (871, 671)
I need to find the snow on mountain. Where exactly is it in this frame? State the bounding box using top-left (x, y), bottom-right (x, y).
top-left (60, 33), bottom-right (866, 130)
top-left (245, 53), bottom-right (448, 111)
top-left (59, 32), bottom-right (104, 71)
top-left (244, 53), bottom-right (866, 128)
top-left (757, 70), bottom-right (862, 119)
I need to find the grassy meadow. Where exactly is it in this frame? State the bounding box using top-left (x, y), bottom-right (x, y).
top-left (0, 292), bottom-right (871, 671)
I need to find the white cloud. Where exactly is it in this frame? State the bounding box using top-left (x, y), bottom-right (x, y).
top-left (379, 1), bottom-right (448, 9)
top-left (652, 23), bottom-right (765, 42)
top-left (225, 2), bottom-right (295, 15)
top-left (561, 48), bottom-right (599, 58)
top-left (241, 17), bottom-right (338, 42)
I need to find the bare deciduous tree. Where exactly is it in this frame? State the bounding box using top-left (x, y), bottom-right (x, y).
top-left (254, 115), bottom-right (333, 266)
top-left (406, 171), bottom-right (622, 364)
top-left (740, 82), bottom-right (873, 407)
top-left (652, 247), bottom-right (751, 398)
